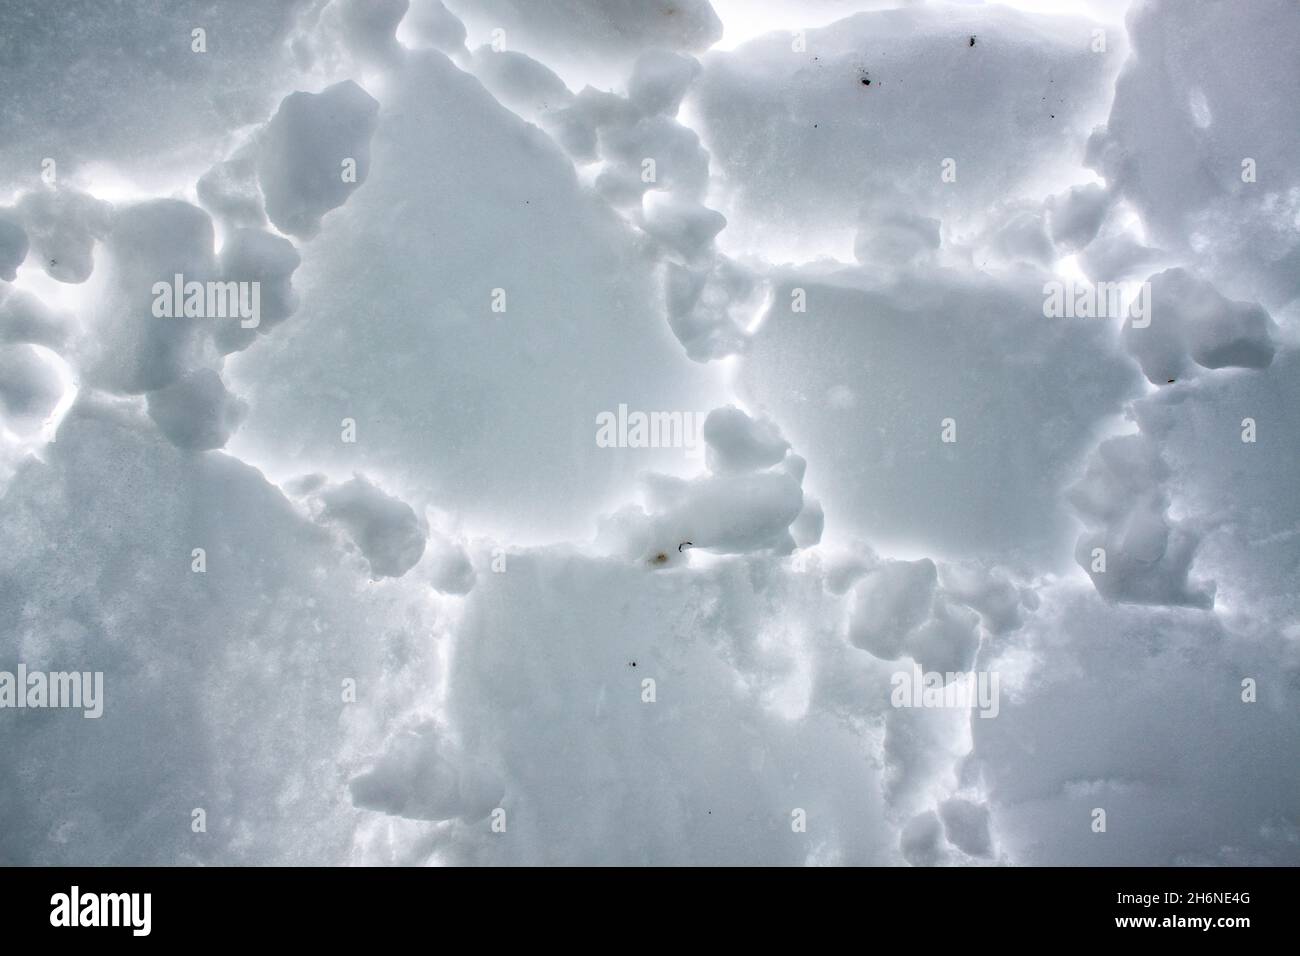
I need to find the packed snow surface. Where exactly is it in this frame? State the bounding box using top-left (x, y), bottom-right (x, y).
top-left (0, 0), bottom-right (1297, 865)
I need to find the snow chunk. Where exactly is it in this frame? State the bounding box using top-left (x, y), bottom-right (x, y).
top-left (663, 255), bottom-right (763, 361)
top-left (0, 0), bottom-right (308, 186)
top-left (939, 797), bottom-right (994, 858)
top-left (854, 205), bottom-right (940, 269)
top-left (196, 149), bottom-right (268, 231)
top-left (628, 49), bottom-right (701, 117)
top-left (349, 725), bottom-right (501, 822)
top-left (641, 194), bottom-right (726, 263)
top-left (1068, 433), bottom-right (1214, 609)
top-left (1046, 183), bottom-right (1111, 251)
top-left (694, 5), bottom-right (1121, 249)
top-left (426, 532), bottom-right (476, 595)
top-left (847, 559), bottom-right (938, 660)
top-left (939, 563), bottom-right (1027, 636)
top-left (1091, 0), bottom-right (1300, 310)
top-left (0, 288), bottom-right (71, 349)
top-left (428, 549), bottom-right (887, 863)
top-left (14, 188), bottom-right (113, 284)
top-left (900, 810), bottom-right (946, 866)
top-left (740, 270), bottom-right (1141, 561)
top-left (981, 202), bottom-right (1055, 269)
top-left (443, 0), bottom-right (722, 65)
top-left (334, 0), bottom-right (410, 66)
top-left (146, 368), bottom-right (249, 451)
top-left (257, 81), bottom-right (380, 239)
top-left (229, 51), bottom-right (726, 543)
top-left (906, 596), bottom-right (980, 676)
top-left (598, 406), bottom-right (808, 559)
top-left (1123, 268), bottom-right (1276, 385)
top-left (0, 344), bottom-right (62, 429)
top-left (469, 46), bottom-right (574, 118)
top-left (317, 475), bottom-right (428, 579)
top-left (0, 396), bottom-right (422, 864)
top-left (703, 405), bottom-right (789, 473)
top-left (402, 0), bottom-right (467, 53)
top-left (213, 228), bottom-right (302, 354)
top-left (973, 587), bottom-right (1300, 865)
top-left (603, 115), bottom-right (711, 203)
top-left (1078, 225), bottom-right (1167, 284)
top-left (791, 495), bottom-right (824, 549)
top-left (640, 467), bottom-right (804, 556)
top-left (82, 199), bottom-right (215, 394)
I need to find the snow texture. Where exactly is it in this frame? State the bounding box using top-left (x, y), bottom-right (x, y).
top-left (0, 0), bottom-right (1297, 867)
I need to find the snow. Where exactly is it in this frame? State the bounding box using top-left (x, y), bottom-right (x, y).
top-left (317, 474), bottom-right (429, 579)
top-left (848, 559), bottom-right (939, 659)
top-left (12, 188), bottom-right (113, 285)
top-left (0, 0), bottom-right (1297, 867)
top-left (1121, 267), bottom-right (1278, 383)
top-left (0, 216), bottom-right (27, 282)
top-left (628, 49), bottom-right (703, 117)
top-left (145, 368), bottom-right (248, 452)
top-left (256, 81), bottom-right (381, 239)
